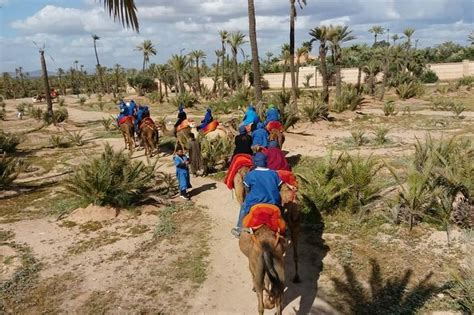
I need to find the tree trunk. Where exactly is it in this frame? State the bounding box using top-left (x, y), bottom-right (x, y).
top-left (220, 42), bottom-right (226, 99)
top-left (247, 0), bottom-right (263, 105)
top-left (40, 49), bottom-right (53, 120)
top-left (196, 57), bottom-right (202, 95)
top-left (159, 80), bottom-right (163, 102)
top-left (212, 56), bottom-right (219, 95)
top-left (379, 58), bottom-right (389, 101)
top-left (319, 47), bottom-right (329, 104)
top-left (296, 58), bottom-right (301, 87)
top-left (289, 0), bottom-right (298, 110)
top-left (335, 65), bottom-right (342, 98)
top-left (282, 62), bottom-right (287, 91)
top-left (142, 56), bottom-right (146, 72)
top-left (356, 66), bottom-right (362, 95)
top-left (233, 51), bottom-right (239, 91)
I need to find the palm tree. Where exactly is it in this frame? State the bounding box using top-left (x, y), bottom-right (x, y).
top-left (99, 0), bottom-right (138, 31)
top-left (403, 28), bottom-right (415, 49)
top-left (219, 30), bottom-right (228, 98)
top-left (363, 60), bottom-right (381, 96)
top-left (227, 31), bottom-right (247, 90)
top-left (92, 34), bottom-right (105, 93)
top-left (15, 67), bottom-right (27, 97)
top-left (296, 45), bottom-right (309, 87)
top-left (212, 50), bottom-right (223, 95)
top-left (309, 26), bottom-right (331, 103)
top-left (329, 25), bottom-right (355, 98)
top-left (368, 25), bottom-right (385, 45)
top-left (57, 68), bottom-right (66, 96)
top-left (169, 54), bottom-right (188, 95)
top-left (391, 34), bottom-right (401, 45)
top-left (280, 44), bottom-right (290, 91)
top-left (289, 0), bottom-right (307, 109)
top-left (189, 50), bottom-right (206, 95)
top-left (135, 40), bottom-right (157, 71)
top-left (247, 0), bottom-right (263, 104)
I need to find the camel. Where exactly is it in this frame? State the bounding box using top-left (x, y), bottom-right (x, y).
top-left (156, 118), bottom-right (193, 153)
top-left (139, 118), bottom-right (159, 157)
top-left (119, 119), bottom-right (135, 152)
top-left (234, 176), bottom-right (301, 283)
top-left (187, 121), bottom-right (233, 142)
top-left (269, 129), bottom-right (285, 149)
top-left (239, 225), bottom-right (287, 315)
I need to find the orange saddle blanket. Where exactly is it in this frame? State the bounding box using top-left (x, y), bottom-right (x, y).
top-left (201, 120), bottom-right (219, 135)
top-left (243, 204), bottom-right (286, 234)
top-left (266, 121), bottom-right (283, 132)
top-left (277, 170), bottom-right (298, 188)
top-left (139, 117), bottom-right (155, 129)
top-left (119, 115), bottom-right (134, 125)
top-left (224, 153), bottom-right (253, 190)
top-left (176, 119), bottom-right (193, 132)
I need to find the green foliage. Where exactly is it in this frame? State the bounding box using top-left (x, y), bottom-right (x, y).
top-left (449, 260), bottom-right (474, 313)
top-left (154, 205), bottom-right (178, 238)
top-left (430, 98), bottom-right (455, 111)
top-left (396, 80), bottom-right (424, 100)
top-left (146, 91), bottom-right (163, 103)
top-left (64, 144), bottom-right (158, 208)
top-left (350, 130), bottom-right (367, 147)
top-left (373, 126), bottom-right (390, 145)
top-left (78, 97), bottom-right (87, 105)
top-left (127, 75), bottom-right (156, 95)
top-left (457, 76), bottom-right (474, 88)
top-left (270, 91), bottom-right (300, 130)
top-left (16, 102), bottom-right (28, 113)
top-left (383, 100), bottom-right (398, 116)
top-left (49, 135), bottom-right (67, 148)
top-left (30, 107), bottom-right (43, 120)
top-left (97, 102), bottom-right (105, 111)
top-left (170, 91), bottom-right (198, 108)
top-left (210, 87), bottom-right (252, 114)
top-left (42, 108), bottom-right (68, 125)
top-left (303, 103), bottom-right (329, 122)
top-left (0, 153), bottom-right (20, 188)
top-left (65, 130), bottom-right (85, 146)
top-left (450, 103), bottom-right (465, 119)
top-left (101, 117), bottom-right (114, 131)
top-left (419, 69), bottom-right (439, 83)
top-left (332, 84), bottom-right (366, 112)
top-left (0, 131), bottom-right (21, 153)
top-left (201, 136), bottom-right (234, 173)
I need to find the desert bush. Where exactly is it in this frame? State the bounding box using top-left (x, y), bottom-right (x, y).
top-left (0, 108), bottom-right (6, 120)
top-left (419, 69), bottom-right (439, 83)
top-left (303, 103), bottom-right (329, 122)
top-left (350, 130), bottom-right (367, 147)
top-left (210, 87), bottom-right (252, 114)
top-left (395, 80), bottom-right (424, 100)
top-left (64, 144), bottom-right (158, 207)
top-left (449, 258), bottom-right (474, 313)
top-left (303, 74), bottom-right (314, 88)
top-left (42, 107), bottom-right (68, 125)
top-left (49, 135), bottom-right (67, 148)
top-left (170, 91), bottom-right (198, 108)
top-left (451, 103), bottom-right (465, 119)
top-left (31, 107), bottom-right (43, 120)
top-left (270, 91), bottom-right (300, 130)
top-left (127, 75), bottom-right (156, 95)
top-left (65, 130), bottom-right (85, 146)
top-left (431, 98), bottom-right (454, 111)
top-left (332, 84), bottom-right (366, 113)
top-left (101, 117), bottom-right (114, 131)
top-left (0, 131), bottom-right (21, 153)
top-left (383, 100), bottom-right (398, 116)
top-left (155, 205), bottom-right (178, 237)
top-left (78, 96), bottom-right (87, 105)
top-left (147, 91), bottom-right (163, 104)
top-left (97, 102), bottom-right (105, 111)
top-left (373, 126), bottom-right (390, 145)
top-left (16, 102), bottom-right (28, 114)
top-left (201, 136), bottom-right (234, 174)
top-left (0, 154), bottom-right (20, 189)
top-left (457, 75), bottom-right (474, 88)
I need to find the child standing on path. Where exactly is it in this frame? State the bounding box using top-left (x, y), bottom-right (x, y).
top-left (174, 149), bottom-right (192, 200)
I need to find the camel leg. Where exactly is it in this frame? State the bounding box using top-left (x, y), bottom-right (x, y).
top-left (252, 256), bottom-right (265, 315)
top-left (288, 206), bottom-right (301, 283)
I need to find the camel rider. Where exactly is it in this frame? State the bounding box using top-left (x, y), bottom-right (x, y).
top-left (129, 99), bottom-right (137, 116)
top-left (116, 100), bottom-right (128, 125)
top-left (231, 152), bottom-right (282, 238)
top-left (233, 125), bottom-right (253, 157)
top-left (134, 105), bottom-right (150, 134)
top-left (174, 104), bottom-right (187, 136)
top-left (198, 108), bottom-right (213, 131)
top-left (241, 104), bottom-right (260, 130)
top-left (251, 122), bottom-right (269, 151)
top-left (264, 104), bottom-right (281, 125)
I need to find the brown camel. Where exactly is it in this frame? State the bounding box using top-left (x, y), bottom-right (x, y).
top-left (233, 166), bottom-right (250, 204)
top-left (120, 120), bottom-right (135, 152)
top-left (156, 118), bottom-right (193, 153)
top-left (139, 119), bottom-right (159, 157)
top-left (239, 225), bottom-right (287, 315)
top-left (269, 129), bottom-right (285, 148)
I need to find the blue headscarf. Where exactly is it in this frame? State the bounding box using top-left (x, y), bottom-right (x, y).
top-left (239, 125), bottom-right (247, 135)
top-left (257, 122), bottom-right (265, 129)
top-left (253, 152), bottom-right (267, 167)
top-left (268, 140), bottom-right (279, 148)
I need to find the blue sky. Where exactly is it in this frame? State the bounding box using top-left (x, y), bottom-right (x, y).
top-left (0, 0), bottom-right (472, 73)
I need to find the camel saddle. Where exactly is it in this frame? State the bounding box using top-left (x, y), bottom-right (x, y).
top-left (277, 170), bottom-right (298, 202)
top-left (266, 121), bottom-right (283, 132)
top-left (119, 115), bottom-right (134, 125)
top-left (139, 117), bottom-right (155, 129)
top-left (224, 153), bottom-right (253, 190)
top-left (201, 120), bottom-right (219, 135)
top-left (177, 119), bottom-right (192, 132)
top-left (243, 203), bottom-right (286, 235)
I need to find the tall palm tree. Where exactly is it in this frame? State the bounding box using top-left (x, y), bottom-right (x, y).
top-left (169, 54), bottom-right (188, 95)
top-left (219, 30), bottom-right (228, 98)
top-left (403, 28), bottom-right (415, 49)
top-left (295, 45), bottom-right (309, 87)
top-left (329, 25), bottom-right (355, 97)
top-left (289, 0), bottom-right (307, 109)
top-left (99, 0), bottom-right (139, 31)
top-left (227, 31), bottom-right (247, 90)
top-left (391, 34), bottom-right (401, 45)
top-left (309, 26), bottom-right (331, 103)
top-left (135, 40), bottom-right (157, 71)
top-left (280, 44), bottom-right (290, 91)
top-left (212, 50), bottom-right (223, 95)
top-left (247, 0), bottom-right (263, 104)
top-left (368, 25), bottom-right (385, 45)
top-left (15, 67), bottom-right (27, 97)
top-left (92, 34), bottom-right (105, 93)
top-left (189, 50), bottom-right (206, 95)
top-left (57, 68), bottom-right (66, 96)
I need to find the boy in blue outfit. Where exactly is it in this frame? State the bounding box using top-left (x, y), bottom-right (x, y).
top-left (264, 104), bottom-right (280, 125)
top-left (174, 149), bottom-right (192, 200)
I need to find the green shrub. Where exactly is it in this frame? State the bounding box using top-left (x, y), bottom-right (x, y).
top-left (303, 103), bottom-right (329, 122)
top-left (431, 98), bottom-right (454, 111)
top-left (127, 75), bottom-right (156, 95)
top-left (146, 91), bottom-right (163, 103)
top-left (0, 131), bottom-right (21, 153)
top-left (451, 103), bottom-right (465, 119)
top-left (449, 260), bottom-right (474, 313)
top-left (16, 102), bottom-right (28, 114)
top-left (42, 107), bottom-right (68, 125)
top-left (65, 130), bottom-right (85, 146)
top-left (350, 130), bottom-right (367, 147)
top-left (31, 107), bottom-right (43, 120)
top-left (457, 76), bottom-right (474, 88)
top-left (101, 117), bottom-right (114, 131)
top-left (383, 100), bottom-right (397, 116)
top-left (332, 84), bottom-right (366, 113)
top-left (49, 135), bottom-right (67, 148)
top-left (78, 96), bottom-right (87, 105)
top-left (419, 69), bottom-right (439, 83)
top-left (270, 91), bottom-right (300, 130)
top-left (373, 126), bottom-right (390, 145)
top-left (64, 144), bottom-right (158, 207)
top-left (97, 102), bottom-right (105, 111)
top-left (396, 80), bottom-right (424, 100)
top-left (0, 154), bottom-right (20, 189)
top-left (201, 136), bottom-right (234, 174)
top-left (170, 91), bottom-right (198, 108)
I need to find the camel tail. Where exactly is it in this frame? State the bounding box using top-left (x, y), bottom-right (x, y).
top-left (262, 243), bottom-right (284, 293)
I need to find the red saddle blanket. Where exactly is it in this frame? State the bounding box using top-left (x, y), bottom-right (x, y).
top-left (243, 204), bottom-right (286, 234)
top-left (277, 170), bottom-right (298, 188)
top-left (177, 119), bottom-right (193, 132)
top-left (267, 121), bottom-right (283, 132)
top-left (119, 115), bottom-right (134, 125)
top-left (201, 120), bottom-right (219, 135)
top-left (224, 153), bottom-right (253, 190)
top-left (139, 117), bottom-right (155, 129)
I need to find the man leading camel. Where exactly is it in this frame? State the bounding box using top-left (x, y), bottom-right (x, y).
top-left (231, 152), bottom-right (282, 238)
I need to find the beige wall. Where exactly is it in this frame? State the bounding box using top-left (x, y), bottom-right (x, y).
top-left (200, 60), bottom-right (473, 89)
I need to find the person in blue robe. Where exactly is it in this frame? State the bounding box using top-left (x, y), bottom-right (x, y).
top-left (264, 104), bottom-right (281, 125)
top-left (251, 122), bottom-right (269, 150)
top-left (198, 108), bottom-right (213, 130)
top-left (174, 149), bottom-right (192, 200)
